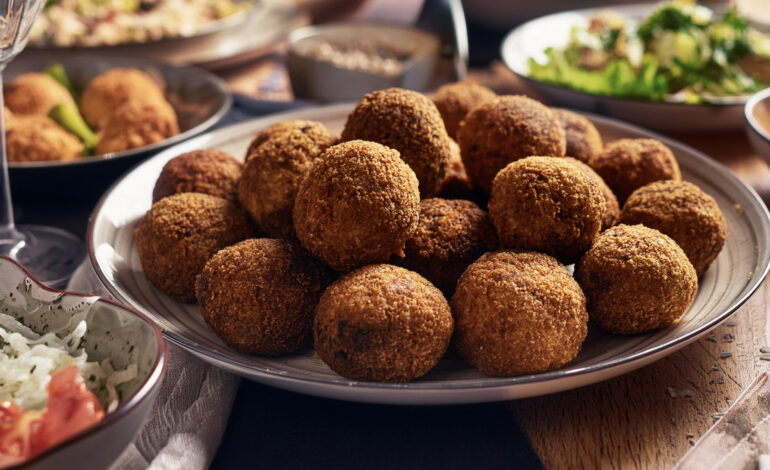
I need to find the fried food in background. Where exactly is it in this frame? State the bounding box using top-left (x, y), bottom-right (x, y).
top-left (575, 224), bottom-right (698, 334)
top-left (341, 88), bottom-right (452, 197)
top-left (552, 108), bottom-right (603, 164)
top-left (239, 127), bottom-right (334, 239)
top-left (398, 198), bottom-right (496, 296)
top-left (293, 140), bottom-right (420, 272)
top-left (6, 115), bottom-right (83, 162)
top-left (618, 180), bottom-right (727, 277)
top-left (488, 156), bottom-right (605, 262)
top-left (590, 138), bottom-right (681, 203)
top-left (80, 68), bottom-right (167, 129)
top-left (452, 250), bottom-right (588, 377)
top-left (196, 238), bottom-right (331, 356)
top-left (95, 99), bottom-right (179, 154)
top-left (134, 192), bottom-right (253, 302)
top-left (457, 95), bottom-right (566, 193)
top-left (4, 73), bottom-right (76, 116)
top-left (314, 264), bottom-right (453, 383)
top-left (245, 120), bottom-right (336, 161)
top-left (432, 80), bottom-right (496, 140)
top-left (563, 157), bottom-right (619, 230)
top-left (152, 150), bottom-right (242, 203)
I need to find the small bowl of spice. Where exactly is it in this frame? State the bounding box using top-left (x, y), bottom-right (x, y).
top-left (745, 88), bottom-right (770, 164)
top-left (287, 22), bottom-right (441, 101)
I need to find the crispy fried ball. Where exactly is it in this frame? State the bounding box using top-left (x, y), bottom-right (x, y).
top-left (563, 157), bottom-right (620, 230)
top-left (196, 238), bottom-right (331, 355)
top-left (590, 138), bottom-right (681, 204)
top-left (6, 115), bottom-right (83, 162)
top-left (432, 80), bottom-right (496, 140)
top-left (96, 99), bottom-right (179, 154)
top-left (452, 251), bottom-right (588, 377)
top-left (134, 192), bottom-right (253, 302)
top-left (457, 95), bottom-right (566, 193)
top-left (398, 198), bottom-right (496, 296)
top-left (293, 140), bottom-right (420, 272)
top-left (245, 120), bottom-right (335, 160)
top-left (552, 108), bottom-right (603, 164)
top-left (314, 264), bottom-right (453, 383)
top-left (488, 156), bottom-right (605, 262)
top-left (575, 224), bottom-right (698, 334)
top-left (341, 88), bottom-right (452, 196)
top-left (5, 73), bottom-right (76, 116)
top-left (152, 150), bottom-right (242, 203)
top-left (238, 128), bottom-right (333, 239)
top-left (80, 68), bottom-right (166, 129)
top-left (618, 180), bottom-right (727, 277)
top-left (437, 139), bottom-right (475, 200)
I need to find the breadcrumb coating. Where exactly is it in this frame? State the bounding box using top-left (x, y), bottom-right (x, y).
top-left (552, 108), bottom-right (603, 164)
top-left (432, 80), bottom-right (496, 140)
top-left (153, 149), bottom-right (242, 203)
top-left (5, 73), bottom-right (75, 116)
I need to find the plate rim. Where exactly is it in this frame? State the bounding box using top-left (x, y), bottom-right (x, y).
top-left (87, 103), bottom-right (770, 401)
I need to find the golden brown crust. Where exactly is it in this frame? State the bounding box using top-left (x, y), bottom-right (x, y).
top-left (96, 99), bottom-right (179, 154)
top-left (451, 250), bottom-right (588, 377)
top-left (432, 80), bottom-right (496, 140)
top-left (293, 140), bottom-right (420, 272)
top-left (562, 157), bottom-right (620, 230)
top-left (80, 68), bottom-right (166, 129)
top-left (590, 138), bottom-right (681, 204)
top-left (153, 149), bottom-right (242, 203)
top-left (134, 192), bottom-right (254, 302)
top-left (552, 108), bottom-right (603, 164)
top-left (5, 73), bottom-right (75, 116)
top-left (457, 95), bottom-right (566, 193)
top-left (245, 120), bottom-right (336, 161)
top-left (6, 115), bottom-right (83, 162)
top-left (196, 238), bottom-right (331, 355)
top-left (575, 224), bottom-right (698, 334)
top-left (488, 156), bottom-right (605, 262)
top-left (618, 180), bottom-right (727, 277)
top-left (436, 139), bottom-right (477, 200)
top-left (238, 128), bottom-right (333, 239)
top-left (398, 198), bottom-right (496, 296)
top-left (341, 88), bottom-right (451, 197)
top-left (314, 264), bottom-right (453, 383)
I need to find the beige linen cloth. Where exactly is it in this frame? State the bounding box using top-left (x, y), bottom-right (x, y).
top-left (67, 261), bottom-right (239, 470)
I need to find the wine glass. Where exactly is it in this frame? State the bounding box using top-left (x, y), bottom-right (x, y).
top-left (0, 0), bottom-right (84, 287)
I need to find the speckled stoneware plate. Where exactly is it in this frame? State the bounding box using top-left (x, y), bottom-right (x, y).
top-left (88, 103), bottom-right (770, 405)
top-left (500, 3), bottom-right (748, 132)
top-left (0, 255), bottom-right (167, 469)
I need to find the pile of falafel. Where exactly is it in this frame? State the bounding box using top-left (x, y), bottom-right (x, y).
top-left (134, 82), bottom-right (727, 383)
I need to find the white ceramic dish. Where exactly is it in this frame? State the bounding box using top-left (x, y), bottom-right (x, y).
top-left (500, 3), bottom-right (748, 133)
top-left (88, 104), bottom-right (770, 405)
top-left (0, 255), bottom-right (167, 469)
top-left (745, 87), bottom-right (770, 164)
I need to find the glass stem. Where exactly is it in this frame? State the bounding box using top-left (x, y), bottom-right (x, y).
top-left (0, 66), bottom-right (16, 238)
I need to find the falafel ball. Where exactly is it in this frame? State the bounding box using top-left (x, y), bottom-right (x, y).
top-left (399, 198), bottom-right (496, 296)
top-left (80, 68), bottom-right (167, 129)
top-left (457, 95), bottom-right (566, 193)
top-left (563, 157), bottom-right (620, 230)
top-left (314, 264), bottom-right (453, 383)
top-left (96, 99), bottom-right (179, 154)
top-left (590, 138), bottom-right (681, 204)
top-left (245, 120), bottom-right (335, 160)
top-left (6, 115), bottom-right (83, 162)
top-left (575, 224), bottom-right (698, 334)
top-left (196, 238), bottom-right (331, 355)
top-left (293, 140), bottom-right (420, 272)
top-left (618, 180), bottom-right (727, 277)
top-left (432, 80), bottom-right (496, 140)
top-left (451, 250), bottom-right (588, 377)
top-left (488, 156), bottom-right (605, 262)
top-left (238, 128), bottom-right (334, 239)
top-left (552, 108), bottom-right (603, 164)
top-left (152, 149), bottom-right (243, 203)
top-left (134, 192), bottom-right (253, 302)
top-left (4, 73), bottom-right (76, 116)
top-left (437, 139), bottom-right (475, 200)
top-left (341, 88), bottom-right (452, 196)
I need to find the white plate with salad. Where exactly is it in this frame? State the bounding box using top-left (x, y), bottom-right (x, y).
top-left (501, 1), bottom-right (770, 132)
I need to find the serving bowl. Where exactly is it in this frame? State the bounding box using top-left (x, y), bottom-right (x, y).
top-left (6, 55), bottom-right (231, 200)
top-left (745, 87), bottom-right (770, 164)
top-left (0, 255), bottom-right (167, 470)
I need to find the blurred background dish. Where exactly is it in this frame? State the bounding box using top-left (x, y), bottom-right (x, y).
top-left (745, 87), bottom-right (770, 163)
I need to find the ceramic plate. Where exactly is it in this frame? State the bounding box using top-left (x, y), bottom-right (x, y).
top-left (88, 104), bottom-right (770, 404)
top-left (500, 3), bottom-right (748, 132)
